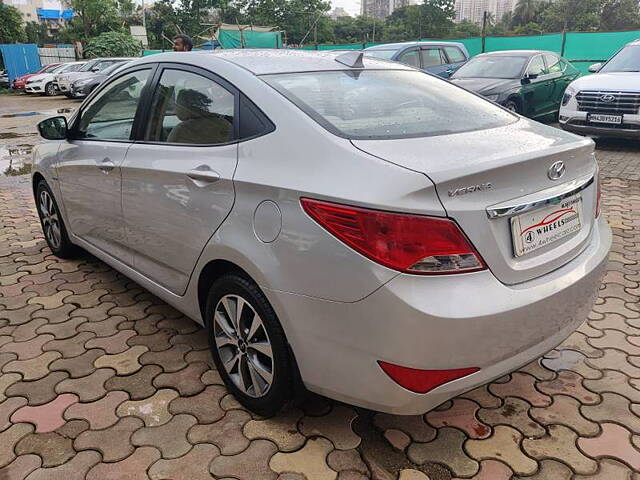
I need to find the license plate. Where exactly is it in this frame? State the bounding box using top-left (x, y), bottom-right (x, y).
top-left (588, 113), bottom-right (622, 125)
top-left (510, 195), bottom-right (583, 257)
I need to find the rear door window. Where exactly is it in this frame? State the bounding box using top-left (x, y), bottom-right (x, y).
top-left (444, 46), bottom-right (467, 63)
top-left (397, 49), bottom-right (420, 69)
top-left (544, 54), bottom-right (562, 73)
top-left (420, 48), bottom-right (447, 67)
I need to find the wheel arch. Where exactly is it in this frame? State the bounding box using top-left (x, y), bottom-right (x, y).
top-left (196, 259), bottom-right (254, 322)
top-left (32, 171), bottom-right (46, 197)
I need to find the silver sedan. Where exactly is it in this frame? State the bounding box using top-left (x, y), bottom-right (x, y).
top-left (32, 50), bottom-right (611, 416)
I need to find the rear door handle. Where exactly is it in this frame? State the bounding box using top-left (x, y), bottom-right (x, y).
top-left (97, 158), bottom-right (115, 174)
top-left (187, 166), bottom-right (221, 184)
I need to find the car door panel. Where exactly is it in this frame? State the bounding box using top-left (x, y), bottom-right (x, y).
top-left (120, 65), bottom-right (239, 295)
top-left (121, 144), bottom-right (237, 294)
top-left (56, 68), bottom-right (153, 265)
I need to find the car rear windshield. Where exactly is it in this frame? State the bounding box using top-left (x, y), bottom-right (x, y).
top-left (600, 45), bottom-right (640, 73)
top-left (452, 56), bottom-right (528, 79)
top-left (364, 49), bottom-right (398, 60)
top-left (263, 70), bottom-right (516, 140)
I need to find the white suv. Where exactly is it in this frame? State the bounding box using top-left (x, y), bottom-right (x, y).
top-left (560, 39), bottom-right (640, 139)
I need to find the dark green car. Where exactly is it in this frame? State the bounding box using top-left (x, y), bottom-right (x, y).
top-left (450, 50), bottom-right (580, 119)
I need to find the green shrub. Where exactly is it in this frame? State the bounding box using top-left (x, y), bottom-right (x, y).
top-left (85, 31), bottom-right (141, 58)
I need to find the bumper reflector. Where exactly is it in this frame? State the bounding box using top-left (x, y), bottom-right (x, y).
top-left (378, 361), bottom-right (479, 394)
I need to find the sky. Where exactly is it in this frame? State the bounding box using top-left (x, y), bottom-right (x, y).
top-left (331, 0), bottom-right (360, 16)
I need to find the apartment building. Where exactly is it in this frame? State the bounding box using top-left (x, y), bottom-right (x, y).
top-left (455, 0), bottom-right (515, 23)
top-left (361, 0), bottom-right (420, 19)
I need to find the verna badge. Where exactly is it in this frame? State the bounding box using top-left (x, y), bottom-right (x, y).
top-left (548, 161), bottom-right (566, 181)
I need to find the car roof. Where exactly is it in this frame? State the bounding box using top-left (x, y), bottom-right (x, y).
top-left (134, 49), bottom-right (414, 76)
top-left (628, 38), bottom-right (640, 46)
top-left (365, 41), bottom-right (465, 50)
top-left (478, 50), bottom-right (555, 57)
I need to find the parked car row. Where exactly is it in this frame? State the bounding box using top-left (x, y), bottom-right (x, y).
top-left (12, 57), bottom-right (133, 98)
top-left (364, 39), bottom-right (639, 139)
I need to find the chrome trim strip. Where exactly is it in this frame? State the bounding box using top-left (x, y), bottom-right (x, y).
top-left (486, 175), bottom-right (594, 219)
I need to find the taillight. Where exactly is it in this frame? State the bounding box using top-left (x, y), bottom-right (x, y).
top-left (300, 198), bottom-right (486, 275)
top-left (595, 174), bottom-right (602, 218)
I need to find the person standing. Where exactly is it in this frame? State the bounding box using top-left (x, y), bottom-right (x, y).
top-left (173, 34), bottom-right (193, 52)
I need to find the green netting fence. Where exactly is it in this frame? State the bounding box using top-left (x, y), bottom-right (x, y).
top-left (217, 29), bottom-right (283, 49)
top-left (302, 29), bottom-right (640, 74)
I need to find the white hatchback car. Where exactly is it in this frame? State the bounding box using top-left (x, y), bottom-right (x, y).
top-left (560, 39), bottom-right (640, 138)
top-left (33, 50), bottom-right (610, 416)
top-left (26, 61), bottom-right (86, 96)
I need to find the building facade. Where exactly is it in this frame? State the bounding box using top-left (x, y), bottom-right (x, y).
top-left (361, 0), bottom-right (419, 19)
top-left (2, 0), bottom-right (71, 30)
top-left (454, 0), bottom-right (514, 23)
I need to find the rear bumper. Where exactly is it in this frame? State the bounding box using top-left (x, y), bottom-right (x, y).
top-left (560, 109), bottom-right (640, 138)
top-left (268, 217), bottom-right (611, 414)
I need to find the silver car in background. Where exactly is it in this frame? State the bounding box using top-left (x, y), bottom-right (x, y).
top-left (56, 57), bottom-right (129, 97)
top-left (33, 50), bottom-right (610, 416)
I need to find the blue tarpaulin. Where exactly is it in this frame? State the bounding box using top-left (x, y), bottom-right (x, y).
top-left (36, 8), bottom-right (74, 19)
top-left (0, 44), bottom-right (41, 84)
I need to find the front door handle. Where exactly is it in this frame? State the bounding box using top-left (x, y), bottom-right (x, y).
top-left (97, 158), bottom-right (115, 174)
top-left (187, 166), bottom-right (221, 184)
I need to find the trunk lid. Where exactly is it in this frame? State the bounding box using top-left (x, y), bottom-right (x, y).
top-left (352, 119), bottom-right (598, 285)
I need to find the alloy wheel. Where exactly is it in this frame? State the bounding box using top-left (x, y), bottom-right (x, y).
top-left (213, 294), bottom-right (275, 398)
top-left (39, 190), bottom-right (62, 249)
top-left (46, 83), bottom-right (56, 96)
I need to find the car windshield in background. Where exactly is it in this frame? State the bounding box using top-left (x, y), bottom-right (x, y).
top-left (51, 64), bottom-right (69, 73)
top-left (101, 62), bottom-right (128, 75)
top-left (600, 45), bottom-right (640, 73)
top-left (79, 61), bottom-right (99, 72)
top-left (264, 70), bottom-right (516, 140)
top-left (452, 56), bottom-right (528, 79)
top-left (364, 49), bottom-right (398, 60)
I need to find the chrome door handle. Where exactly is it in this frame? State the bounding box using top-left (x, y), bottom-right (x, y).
top-left (187, 166), bottom-right (221, 184)
top-left (97, 158), bottom-right (115, 173)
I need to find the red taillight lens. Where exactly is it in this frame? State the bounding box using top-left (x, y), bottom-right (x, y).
top-left (378, 361), bottom-right (479, 394)
top-left (595, 174), bottom-right (602, 218)
top-left (301, 198), bottom-right (486, 275)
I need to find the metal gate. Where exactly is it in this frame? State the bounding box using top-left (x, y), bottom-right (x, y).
top-left (39, 45), bottom-right (76, 65)
top-left (0, 44), bottom-right (41, 85)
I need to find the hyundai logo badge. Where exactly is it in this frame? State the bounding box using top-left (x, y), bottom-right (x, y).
top-left (548, 161), bottom-right (566, 181)
top-left (599, 94), bottom-right (616, 103)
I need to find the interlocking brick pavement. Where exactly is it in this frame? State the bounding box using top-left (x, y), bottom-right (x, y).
top-left (1, 95), bottom-right (640, 478)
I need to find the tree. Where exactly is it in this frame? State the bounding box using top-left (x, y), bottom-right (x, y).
top-left (62, 0), bottom-right (121, 42)
top-left (25, 21), bottom-right (52, 44)
top-left (385, 0), bottom-right (455, 41)
top-left (601, 0), bottom-right (640, 30)
top-left (513, 0), bottom-right (541, 25)
top-left (539, 0), bottom-right (602, 32)
top-left (0, 4), bottom-right (27, 44)
top-left (85, 30), bottom-right (141, 57)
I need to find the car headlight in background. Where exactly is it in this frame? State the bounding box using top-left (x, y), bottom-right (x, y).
top-left (484, 94), bottom-right (500, 102)
top-left (562, 87), bottom-right (576, 106)
top-left (73, 79), bottom-right (91, 87)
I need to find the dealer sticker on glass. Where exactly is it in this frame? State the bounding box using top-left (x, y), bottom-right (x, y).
top-left (510, 195), bottom-right (583, 257)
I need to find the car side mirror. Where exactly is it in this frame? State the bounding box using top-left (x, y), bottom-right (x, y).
top-left (588, 63), bottom-right (603, 73)
top-left (521, 73), bottom-right (539, 85)
top-left (38, 116), bottom-right (68, 140)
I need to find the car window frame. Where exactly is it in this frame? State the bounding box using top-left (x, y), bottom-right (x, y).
top-left (524, 54), bottom-right (548, 78)
top-left (134, 62), bottom-right (275, 148)
top-left (543, 53), bottom-right (563, 75)
top-left (68, 65), bottom-right (157, 144)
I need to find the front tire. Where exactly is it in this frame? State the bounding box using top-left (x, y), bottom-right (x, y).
top-left (504, 99), bottom-right (520, 113)
top-left (45, 82), bottom-right (56, 96)
top-left (35, 180), bottom-right (77, 258)
top-left (205, 274), bottom-right (292, 416)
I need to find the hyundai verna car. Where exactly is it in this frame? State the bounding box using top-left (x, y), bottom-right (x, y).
top-left (33, 50), bottom-right (611, 416)
top-left (450, 50), bottom-right (579, 118)
top-left (560, 39), bottom-right (640, 138)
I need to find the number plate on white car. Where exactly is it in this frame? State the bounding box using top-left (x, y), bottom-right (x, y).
top-left (588, 113), bottom-right (623, 125)
top-left (510, 195), bottom-right (583, 257)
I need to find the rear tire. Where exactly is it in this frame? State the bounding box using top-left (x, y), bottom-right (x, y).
top-left (45, 82), bottom-right (56, 96)
top-left (35, 180), bottom-right (78, 258)
top-left (205, 274), bottom-right (292, 416)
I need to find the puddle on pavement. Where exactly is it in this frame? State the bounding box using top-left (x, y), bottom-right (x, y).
top-left (0, 112), bottom-right (40, 118)
top-left (0, 144), bottom-right (33, 176)
top-left (0, 132), bottom-right (32, 139)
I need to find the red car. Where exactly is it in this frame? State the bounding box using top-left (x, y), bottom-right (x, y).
top-left (13, 63), bottom-right (61, 91)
